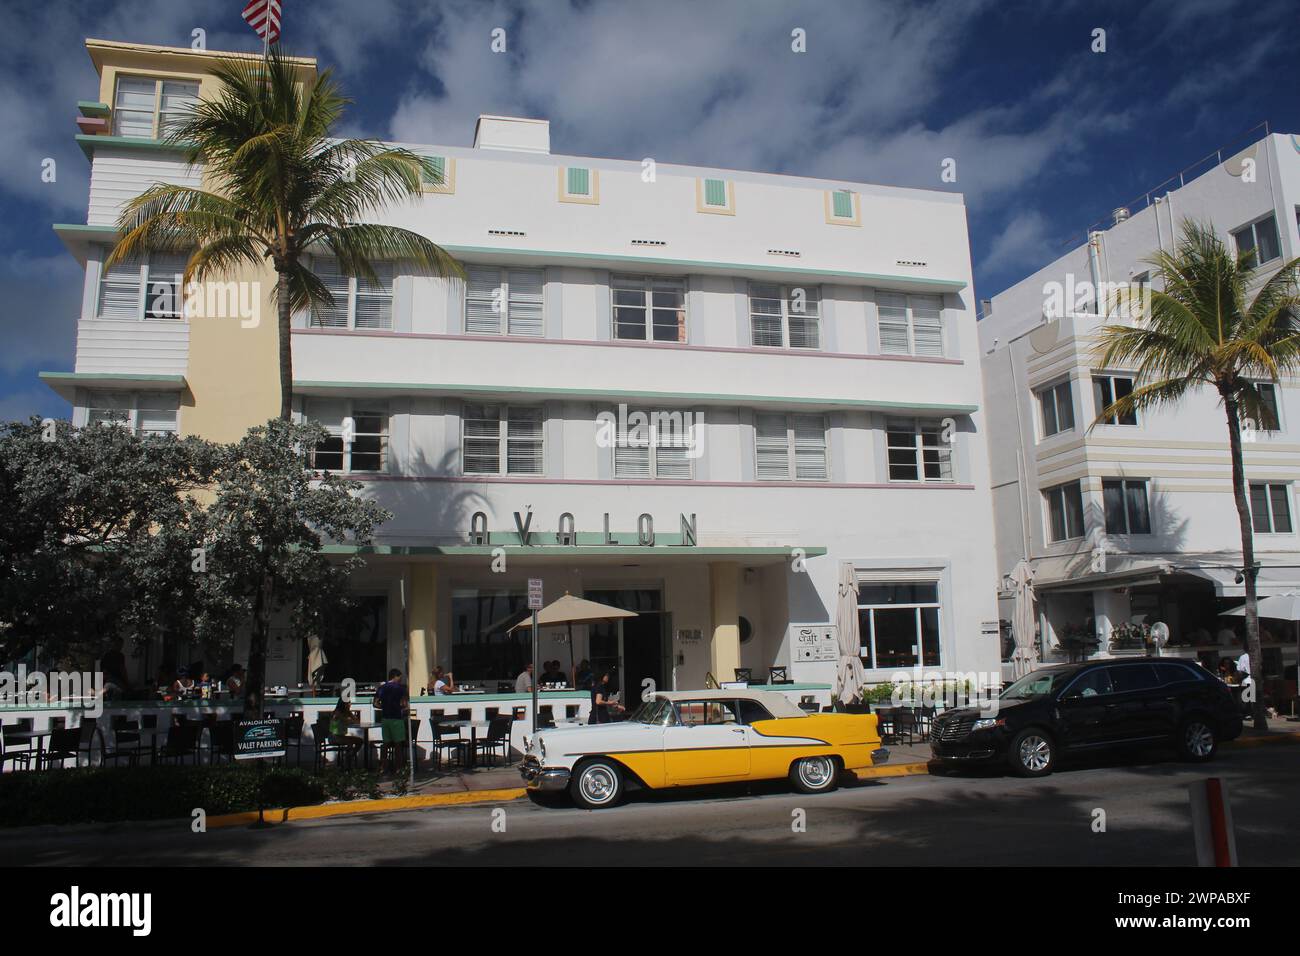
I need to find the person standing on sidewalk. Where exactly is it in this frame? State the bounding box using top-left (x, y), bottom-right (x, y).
top-left (375, 669), bottom-right (409, 775)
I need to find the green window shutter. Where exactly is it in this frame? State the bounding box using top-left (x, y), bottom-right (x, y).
top-left (832, 190), bottom-right (854, 218)
top-left (704, 178), bottom-right (727, 207)
top-left (422, 155), bottom-right (446, 186)
top-left (567, 167), bottom-right (590, 196)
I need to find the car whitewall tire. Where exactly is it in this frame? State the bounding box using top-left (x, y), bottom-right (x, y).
top-left (790, 755), bottom-right (839, 794)
top-left (570, 759), bottom-right (624, 809)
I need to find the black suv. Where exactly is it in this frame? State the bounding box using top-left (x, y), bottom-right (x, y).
top-left (930, 658), bottom-right (1243, 776)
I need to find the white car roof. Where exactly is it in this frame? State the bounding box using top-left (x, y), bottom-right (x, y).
top-left (654, 689), bottom-right (806, 719)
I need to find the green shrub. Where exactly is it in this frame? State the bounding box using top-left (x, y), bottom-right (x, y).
top-left (0, 764), bottom-right (383, 828)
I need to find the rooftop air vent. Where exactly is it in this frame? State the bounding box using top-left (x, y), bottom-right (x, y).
top-left (896, 259), bottom-right (927, 267)
top-left (488, 229), bottom-right (526, 237)
top-left (767, 248), bottom-right (801, 257)
top-left (1112, 206), bottom-right (1131, 225)
top-left (631, 239), bottom-right (667, 247)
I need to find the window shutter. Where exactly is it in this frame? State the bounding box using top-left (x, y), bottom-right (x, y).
top-left (877, 293), bottom-right (911, 354)
top-left (792, 414), bottom-right (828, 480)
top-left (505, 407), bottom-right (544, 475)
top-left (144, 254), bottom-right (187, 319)
top-left (112, 78), bottom-right (157, 137)
top-left (566, 167), bottom-right (590, 196)
top-left (788, 287), bottom-right (820, 349)
top-left (355, 262), bottom-right (394, 329)
top-left (910, 295), bottom-right (944, 357)
top-left (312, 257), bottom-right (350, 328)
top-left (614, 443), bottom-right (651, 478)
top-left (749, 282), bottom-right (784, 347)
top-left (832, 190), bottom-right (854, 218)
top-left (157, 80), bottom-right (199, 136)
top-left (506, 268), bottom-right (544, 336)
top-left (704, 178), bottom-right (727, 207)
top-left (755, 413), bottom-right (791, 480)
top-left (422, 155), bottom-right (447, 186)
top-left (463, 404), bottom-right (503, 474)
top-left (99, 257), bottom-right (143, 319)
top-left (465, 267), bottom-right (504, 334)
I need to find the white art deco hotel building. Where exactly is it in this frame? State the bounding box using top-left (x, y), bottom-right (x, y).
top-left (48, 40), bottom-right (1002, 702)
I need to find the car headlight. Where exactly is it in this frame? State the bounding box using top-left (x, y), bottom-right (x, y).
top-left (972, 717), bottom-right (1003, 731)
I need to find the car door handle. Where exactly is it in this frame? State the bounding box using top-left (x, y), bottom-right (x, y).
top-left (730, 728), bottom-right (745, 734)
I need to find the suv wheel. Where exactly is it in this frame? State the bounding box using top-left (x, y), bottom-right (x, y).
top-left (1009, 729), bottom-right (1055, 777)
top-left (570, 758), bottom-right (624, 809)
top-left (790, 755), bottom-right (840, 794)
top-left (1177, 718), bottom-right (1217, 762)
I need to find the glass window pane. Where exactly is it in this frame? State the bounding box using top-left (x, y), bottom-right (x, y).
top-left (1256, 216), bottom-right (1281, 263)
top-left (920, 607), bottom-right (941, 666)
top-left (1126, 481), bottom-right (1151, 534)
top-left (1064, 483), bottom-right (1085, 538)
top-left (1269, 485), bottom-right (1293, 533)
top-left (1054, 382), bottom-right (1075, 431)
top-left (1103, 480), bottom-right (1126, 533)
top-left (1251, 484), bottom-right (1272, 533)
top-left (872, 608), bottom-right (920, 668)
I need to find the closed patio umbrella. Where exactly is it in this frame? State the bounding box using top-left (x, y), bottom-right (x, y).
top-left (306, 634), bottom-right (328, 688)
top-left (834, 563), bottom-right (866, 706)
top-left (1010, 559), bottom-right (1038, 679)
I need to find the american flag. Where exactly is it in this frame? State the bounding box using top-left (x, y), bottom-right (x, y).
top-left (241, 0), bottom-right (282, 45)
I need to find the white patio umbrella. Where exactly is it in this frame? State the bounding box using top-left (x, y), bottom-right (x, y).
top-left (1223, 592), bottom-right (1300, 686)
top-left (834, 563), bottom-right (866, 706)
top-left (1009, 559), bottom-right (1039, 679)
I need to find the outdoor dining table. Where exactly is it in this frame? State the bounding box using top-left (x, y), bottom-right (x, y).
top-left (3, 728), bottom-right (52, 769)
top-left (437, 719), bottom-right (488, 769)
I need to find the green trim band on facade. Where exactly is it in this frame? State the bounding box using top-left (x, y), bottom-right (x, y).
top-left (39, 371), bottom-right (188, 402)
top-left (439, 242), bottom-right (966, 291)
top-left (294, 380), bottom-right (979, 415)
top-left (78, 101), bottom-right (111, 118)
top-left (76, 134), bottom-right (195, 160)
top-left (320, 544), bottom-right (829, 559)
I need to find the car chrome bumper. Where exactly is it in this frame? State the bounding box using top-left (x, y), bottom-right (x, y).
top-left (520, 758), bottom-right (570, 792)
top-left (871, 747), bottom-right (890, 765)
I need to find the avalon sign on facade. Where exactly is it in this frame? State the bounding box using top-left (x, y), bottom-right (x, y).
top-left (470, 511), bottom-right (699, 547)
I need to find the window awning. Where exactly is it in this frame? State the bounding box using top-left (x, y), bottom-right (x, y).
top-left (40, 371), bottom-right (189, 403)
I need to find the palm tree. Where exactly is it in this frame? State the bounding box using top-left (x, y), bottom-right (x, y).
top-left (108, 46), bottom-right (462, 420)
top-left (1094, 219), bottom-right (1300, 730)
top-left (106, 48), bottom-right (462, 714)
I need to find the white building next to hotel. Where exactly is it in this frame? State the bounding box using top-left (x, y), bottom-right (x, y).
top-left (979, 130), bottom-right (1300, 684)
top-left (47, 40), bottom-right (1003, 703)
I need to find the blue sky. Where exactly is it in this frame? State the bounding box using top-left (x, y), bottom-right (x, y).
top-left (1, 0), bottom-right (1297, 421)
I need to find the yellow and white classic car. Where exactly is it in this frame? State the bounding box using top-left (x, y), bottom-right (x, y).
top-left (521, 690), bottom-right (888, 809)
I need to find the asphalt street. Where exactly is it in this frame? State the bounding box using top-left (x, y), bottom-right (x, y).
top-left (2, 744), bottom-right (1296, 866)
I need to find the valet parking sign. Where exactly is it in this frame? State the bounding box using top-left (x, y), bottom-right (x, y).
top-left (234, 718), bottom-right (287, 760)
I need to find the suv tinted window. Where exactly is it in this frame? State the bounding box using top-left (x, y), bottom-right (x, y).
top-left (1108, 664), bottom-right (1159, 693)
top-left (1155, 662), bottom-right (1204, 685)
top-left (735, 699), bottom-right (774, 724)
top-left (1062, 668), bottom-right (1113, 698)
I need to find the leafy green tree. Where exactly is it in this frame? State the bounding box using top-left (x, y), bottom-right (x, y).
top-left (109, 47), bottom-right (462, 420)
top-left (0, 418), bottom-right (218, 671)
top-left (197, 419), bottom-right (389, 715)
top-left (1094, 220), bottom-right (1300, 730)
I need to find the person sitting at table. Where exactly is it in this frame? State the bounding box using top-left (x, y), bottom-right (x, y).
top-left (515, 662), bottom-right (534, 694)
top-left (170, 668), bottom-right (196, 699)
top-left (225, 664), bottom-right (246, 698)
top-left (432, 668), bottom-right (455, 695)
top-left (328, 697), bottom-right (364, 765)
top-left (541, 660), bottom-right (566, 687)
top-left (574, 659), bottom-right (594, 690)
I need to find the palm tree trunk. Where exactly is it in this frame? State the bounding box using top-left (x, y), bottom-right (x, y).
top-left (277, 267), bottom-right (293, 421)
top-left (1223, 392), bottom-right (1267, 730)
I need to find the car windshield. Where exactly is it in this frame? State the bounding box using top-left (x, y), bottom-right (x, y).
top-left (1001, 668), bottom-right (1071, 700)
top-left (628, 698), bottom-right (675, 725)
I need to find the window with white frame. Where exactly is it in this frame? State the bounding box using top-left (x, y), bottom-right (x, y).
top-left (748, 283), bottom-right (821, 349)
top-left (1103, 478), bottom-right (1151, 535)
top-left (755, 413), bottom-right (828, 481)
top-left (1232, 214), bottom-right (1281, 268)
top-left (462, 404), bottom-right (544, 476)
top-left (877, 292), bottom-right (944, 357)
top-left (1043, 481), bottom-right (1085, 542)
top-left (1037, 379), bottom-right (1075, 437)
top-left (112, 76), bottom-right (200, 138)
top-left (1252, 382), bottom-right (1282, 431)
top-left (611, 274), bottom-right (686, 342)
top-left (1092, 374), bottom-right (1137, 425)
top-left (97, 251), bottom-right (188, 321)
top-left (305, 400), bottom-right (389, 473)
top-left (612, 409), bottom-right (695, 479)
top-left (886, 418), bottom-right (954, 482)
top-left (464, 266), bottom-right (544, 336)
top-left (310, 257), bottom-right (394, 330)
top-left (856, 580), bottom-right (942, 669)
top-left (85, 390), bottom-right (179, 436)
top-left (1250, 482), bottom-right (1293, 534)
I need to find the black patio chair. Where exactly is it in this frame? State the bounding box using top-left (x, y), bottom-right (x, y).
top-left (37, 728), bottom-right (81, 771)
top-left (733, 668), bottom-right (752, 684)
top-left (875, 707), bottom-right (897, 743)
top-left (312, 716), bottom-right (356, 771)
top-left (0, 725), bottom-right (32, 772)
top-left (105, 721), bottom-right (146, 766)
top-left (473, 716), bottom-right (513, 767)
top-left (156, 722), bottom-right (202, 765)
top-left (209, 720), bottom-right (236, 764)
top-left (767, 666), bottom-right (791, 685)
top-left (431, 722), bottom-right (468, 771)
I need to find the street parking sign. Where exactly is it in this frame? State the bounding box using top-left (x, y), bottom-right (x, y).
top-left (528, 578), bottom-right (543, 610)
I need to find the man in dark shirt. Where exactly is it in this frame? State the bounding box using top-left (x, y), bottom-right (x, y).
top-left (375, 669), bottom-right (409, 774)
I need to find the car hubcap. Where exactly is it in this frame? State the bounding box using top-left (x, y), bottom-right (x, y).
top-left (580, 766), bottom-right (616, 803)
top-left (800, 757), bottom-right (834, 788)
top-left (1186, 723), bottom-right (1214, 757)
top-left (1019, 736), bottom-right (1051, 772)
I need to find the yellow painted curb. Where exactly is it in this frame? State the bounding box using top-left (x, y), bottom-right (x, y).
top-left (854, 761), bottom-right (931, 780)
top-left (207, 787), bottom-right (526, 829)
top-left (1226, 732), bottom-right (1300, 749)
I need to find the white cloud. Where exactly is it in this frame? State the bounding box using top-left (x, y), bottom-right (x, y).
top-left (978, 210), bottom-right (1054, 278)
